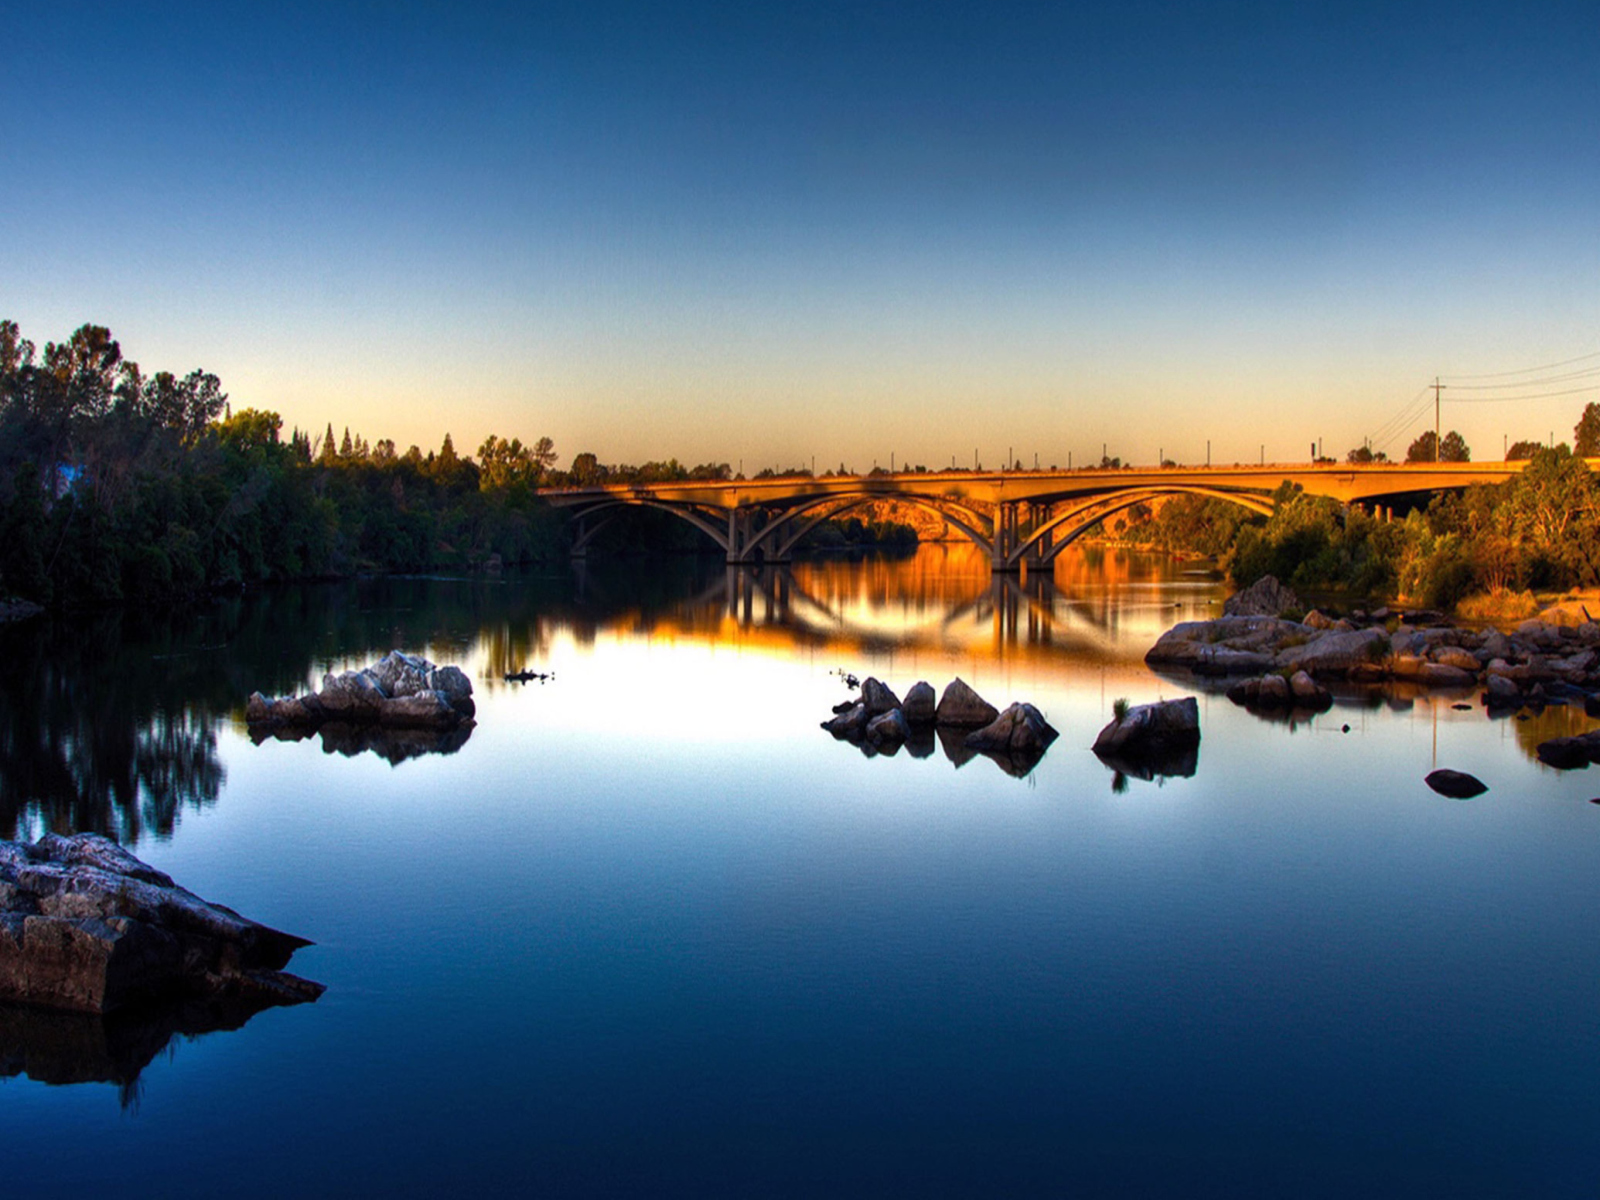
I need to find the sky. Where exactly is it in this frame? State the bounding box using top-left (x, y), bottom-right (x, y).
top-left (2, 1), bottom-right (1596, 471)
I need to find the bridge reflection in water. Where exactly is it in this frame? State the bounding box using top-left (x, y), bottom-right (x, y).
top-left (566, 542), bottom-right (1220, 666)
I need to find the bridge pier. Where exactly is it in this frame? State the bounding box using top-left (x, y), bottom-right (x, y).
top-left (1023, 502), bottom-right (1054, 574)
top-left (992, 501), bottom-right (1022, 572)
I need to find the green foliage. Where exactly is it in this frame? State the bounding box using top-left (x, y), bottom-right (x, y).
top-left (1405, 429), bottom-right (1470, 463)
top-left (1112, 697), bottom-right (1129, 722)
top-left (0, 318), bottom-right (570, 609)
top-left (1575, 402), bottom-right (1600, 457)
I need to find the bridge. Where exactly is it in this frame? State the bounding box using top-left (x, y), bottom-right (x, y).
top-left (543, 461), bottom-right (1533, 573)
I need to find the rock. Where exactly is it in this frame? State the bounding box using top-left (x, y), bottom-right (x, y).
top-left (1587, 694), bottom-right (1600, 719)
top-left (1484, 674), bottom-right (1521, 706)
top-left (1275, 628), bottom-right (1390, 678)
top-left (1302, 609), bottom-right (1336, 630)
top-left (901, 681), bottom-right (936, 724)
top-left (1479, 630), bottom-right (1513, 661)
top-left (1145, 616), bottom-right (1306, 674)
top-left (1419, 663), bottom-right (1478, 688)
top-left (317, 670), bottom-right (388, 718)
top-left (1431, 645), bottom-right (1482, 672)
top-left (0, 833), bottom-right (323, 1015)
top-left (866, 708), bottom-right (910, 744)
top-left (1288, 670), bottom-right (1332, 709)
top-left (1389, 654), bottom-right (1429, 680)
top-left (369, 650), bottom-right (431, 699)
top-left (1425, 769), bottom-right (1488, 799)
top-left (1515, 619), bottom-right (1564, 649)
top-left (860, 677), bottom-right (902, 716)
top-left (1093, 697), bottom-right (1200, 760)
top-left (822, 703), bottom-right (869, 738)
top-left (379, 690), bottom-right (460, 729)
top-left (965, 703), bottom-right (1060, 754)
top-left (1223, 575), bottom-right (1300, 617)
top-left (247, 653), bottom-right (473, 732)
top-left (1257, 673), bottom-right (1291, 705)
top-left (935, 678), bottom-right (1000, 727)
top-left (1536, 736), bottom-right (1596, 770)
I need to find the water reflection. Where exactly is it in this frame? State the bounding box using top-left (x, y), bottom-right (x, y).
top-left (0, 994), bottom-right (293, 1111)
top-left (250, 721), bottom-right (473, 765)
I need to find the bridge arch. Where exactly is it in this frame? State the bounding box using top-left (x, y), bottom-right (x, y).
top-left (566, 497), bottom-right (735, 555)
top-left (755, 490), bottom-right (998, 561)
top-left (1011, 485), bottom-right (1276, 567)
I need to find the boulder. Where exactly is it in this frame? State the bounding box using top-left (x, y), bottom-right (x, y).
top-left (1425, 769), bottom-right (1488, 799)
top-left (866, 708), bottom-right (910, 744)
top-left (860, 677), bottom-right (902, 716)
top-left (369, 650), bottom-right (431, 699)
top-left (935, 678), bottom-right (1000, 727)
top-left (1274, 628), bottom-right (1389, 678)
top-left (1302, 609), bottom-right (1336, 630)
top-left (1536, 736), bottom-right (1595, 771)
top-left (317, 670), bottom-right (388, 719)
top-left (1093, 697), bottom-right (1200, 759)
top-left (1257, 673), bottom-right (1291, 706)
top-left (822, 703), bottom-right (869, 738)
top-left (1484, 674), bottom-right (1521, 707)
top-left (1419, 663), bottom-right (1478, 688)
top-left (1223, 575), bottom-right (1300, 617)
top-left (0, 833), bottom-right (323, 1015)
top-left (379, 690), bottom-right (460, 729)
top-left (965, 703), bottom-right (1060, 755)
top-left (1431, 645), bottom-right (1482, 672)
top-left (1288, 670), bottom-right (1332, 709)
top-left (901, 681), bottom-right (937, 724)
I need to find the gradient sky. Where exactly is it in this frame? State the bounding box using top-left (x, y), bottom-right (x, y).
top-left (2, 1), bottom-right (1596, 470)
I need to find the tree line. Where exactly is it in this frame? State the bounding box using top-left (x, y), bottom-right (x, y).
top-left (0, 320), bottom-right (576, 609)
top-left (1123, 401), bottom-right (1600, 612)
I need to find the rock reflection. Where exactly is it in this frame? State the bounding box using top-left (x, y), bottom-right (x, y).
top-left (1093, 746), bottom-right (1200, 785)
top-left (0, 994), bottom-right (292, 1111)
top-left (251, 721), bottom-right (472, 765)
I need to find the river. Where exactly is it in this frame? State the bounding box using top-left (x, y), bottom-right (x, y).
top-left (3, 543), bottom-right (1598, 1197)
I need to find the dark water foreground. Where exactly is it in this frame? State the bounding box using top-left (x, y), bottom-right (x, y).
top-left (2, 545), bottom-right (1599, 1197)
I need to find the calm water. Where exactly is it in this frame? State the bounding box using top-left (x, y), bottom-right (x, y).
top-left (3, 544), bottom-right (1599, 1197)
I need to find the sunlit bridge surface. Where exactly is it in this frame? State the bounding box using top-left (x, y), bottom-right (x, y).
top-left (4, 543), bottom-right (1599, 1197)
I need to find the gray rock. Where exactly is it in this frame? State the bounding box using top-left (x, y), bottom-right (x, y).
top-left (1431, 645), bottom-right (1482, 672)
top-left (935, 678), bottom-right (1000, 727)
top-left (369, 650), bottom-right (431, 699)
top-left (1223, 575), bottom-right (1300, 617)
top-left (866, 708), bottom-right (911, 744)
top-left (901, 681), bottom-right (937, 724)
top-left (822, 703), bottom-right (869, 737)
top-left (1419, 663), bottom-right (1478, 688)
top-left (0, 833), bottom-right (322, 1015)
top-left (1093, 697), bottom-right (1200, 758)
top-left (965, 703), bottom-right (1060, 754)
top-left (860, 677), bottom-right (902, 716)
top-left (1288, 670), bottom-right (1332, 709)
top-left (379, 691), bottom-right (460, 729)
top-left (1275, 628), bottom-right (1390, 677)
top-left (318, 670), bottom-right (388, 718)
top-left (1484, 674), bottom-right (1521, 705)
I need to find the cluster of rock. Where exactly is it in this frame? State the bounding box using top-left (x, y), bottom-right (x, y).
top-left (1535, 730), bottom-right (1600, 771)
top-left (1149, 586), bottom-right (1600, 717)
top-left (1091, 697), bottom-right (1201, 780)
top-left (246, 650), bottom-right (476, 732)
top-left (821, 676), bottom-right (1059, 771)
top-left (0, 833), bottom-right (323, 1016)
top-left (1225, 671), bottom-right (1333, 712)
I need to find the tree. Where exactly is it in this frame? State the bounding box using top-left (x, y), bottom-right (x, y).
top-left (1346, 445), bottom-right (1388, 464)
top-left (1506, 440), bottom-right (1545, 461)
top-left (1576, 402), bottom-right (1600, 457)
top-left (1406, 430), bottom-right (1470, 463)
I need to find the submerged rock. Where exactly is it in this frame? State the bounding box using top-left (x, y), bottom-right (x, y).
top-left (1536, 732), bottom-right (1600, 771)
top-left (1424, 769), bottom-right (1488, 799)
top-left (0, 833), bottom-right (323, 1016)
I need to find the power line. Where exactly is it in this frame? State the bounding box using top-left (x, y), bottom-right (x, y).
top-left (1445, 385), bottom-right (1600, 403)
top-left (1445, 365), bottom-right (1600, 391)
top-left (1441, 349), bottom-right (1600, 381)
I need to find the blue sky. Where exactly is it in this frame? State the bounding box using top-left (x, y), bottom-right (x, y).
top-left (2, 1), bottom-right (1595, 468)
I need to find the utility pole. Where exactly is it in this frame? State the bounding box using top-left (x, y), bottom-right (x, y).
top-left (1206, 439), bottom-right (1211, 467)
top-left (1432, 376), bottom-right (1447, 462)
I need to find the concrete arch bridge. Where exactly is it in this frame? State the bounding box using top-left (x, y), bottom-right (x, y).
top-left (543, 462), bottom-right (1527, 573)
